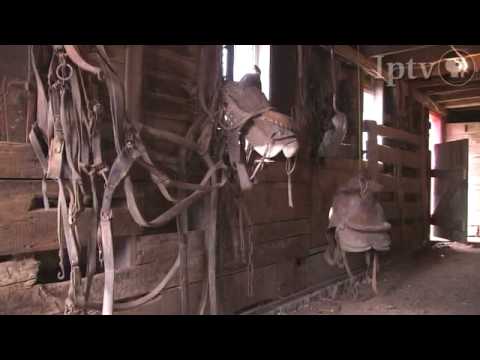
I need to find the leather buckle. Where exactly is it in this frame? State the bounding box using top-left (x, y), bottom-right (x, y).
top-left (47, 137), bottom-right (64, 179)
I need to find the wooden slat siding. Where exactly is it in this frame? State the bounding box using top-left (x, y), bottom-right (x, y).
top-left (0, 179), bottom-right (148, 223)
top-left (145, 47), bottom-right (197, 77)
top-left (0, 142), bottom-right (147, 180)
top-left (364, 121), bottom-right (421, 146)
top-left (221, 234), bottom-right (310, 273)
top-left (0, 179), bottom-right (57, 221)
top-left (219, 219), bottom-right (311, 275)
top-left (243, 182), bottom-right (311, 225)
top-left (0, 207), bottom-right (143, 256)
top-left (134, 230), bottom-right (204, 266)
top-left (377, 145), bottom-right (422, 169)
top-left (275, 260), bottom-right (305, 297)
top-left (119, 281), bottom-right (205, 315)
top-left (253, 235), bottom-right (309, 268)
top-left (143, 110), bottom-right (191, 124)
top-left (0, 142), bottom-right (42, 179)
top-left (301, 251), bottom-right (366, 290)
top-left (254, 161), bottom-right (312, 184)
top-left (146, 90), bottom-right (193, 107)
top-left (221, 218), bottom-right (311, 254)
top-left (143, 91), bottom-right (194, 118)
top-left (219, 263), bottom-right (277, 314)
top-left (252, 219), bottom-right (311, 245)
top-left (0, 247), bottom-right (206, 315)
top-left (141, 46), bottom-right (197, 160)
top-left (143, 51), bottom-right (196, 85)
top-left (142, 117), bottom-right (191, 141)
top-left (143, 76), bottom-right (192, 104)
top-left (365, 117), bottom-right (429, 250)
top-left (378, 174), bottom-right (422, 193)
top-left (0, 260), bottom-right (281, 315)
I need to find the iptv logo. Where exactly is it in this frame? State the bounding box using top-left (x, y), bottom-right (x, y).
top-left (439, 49), bottom-right (475, 87)
top-left (373, 48), bottom-right (476, 87)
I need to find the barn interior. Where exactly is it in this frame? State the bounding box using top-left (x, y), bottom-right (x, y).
top-left (0, 44), bottom-right (478, 315)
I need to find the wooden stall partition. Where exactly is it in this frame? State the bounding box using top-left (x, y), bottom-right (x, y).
top-left (364, 120), bottom-right (428, 251)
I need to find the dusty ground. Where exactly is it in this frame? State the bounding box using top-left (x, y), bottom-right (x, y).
top-left (288, 242), bottom-right (480, 315)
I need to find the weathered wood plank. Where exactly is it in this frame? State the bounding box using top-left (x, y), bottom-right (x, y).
top-left (0, 179), bottom-right (147, 223)
top-left (134, 230), bottom-right (204, 266)
top-left (0, 258), bottom-right (39, 288)
top-left (119, 281), bottom-right (204, 315)
top-left (0, 207), bottom-right (143, 256)
top-left (0, 242), bottom-right (206, 314)
top-left (377, 173), bottom-right (422, 193)
top-left (243, 182), bottom-right (311, 225)
top-left (254, 161), bottom-right (312, 184)
top-left (0, 142), bottom-right (42, 179)
top-left (144, 46), bottom-right (197, 79)
top-left (301, 251), bottom-right (366, 289)
top-left (253, 235), bottom-right (310, 268)
top-left (252, 219), bottom-right (311, 245)
top-left (219, 264), bottom-right (277, 314)
top-left (365, 122), bottom-right (421, 146)
top-left (377, 145), bottom-right (421, 169)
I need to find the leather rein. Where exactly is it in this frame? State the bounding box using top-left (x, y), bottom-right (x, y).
top-left (29, 45), bottom-right (226, 315)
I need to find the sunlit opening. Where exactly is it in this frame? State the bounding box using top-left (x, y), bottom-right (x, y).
top-left (362, 87), bottom-right (383, 161)
top-left (224, 45), bottom-right (271, 100)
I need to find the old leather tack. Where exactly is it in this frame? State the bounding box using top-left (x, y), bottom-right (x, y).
top-left (28, 45), bottom-right (227, 315)
top-left (221, 70), bottom-right (299, 197)
top-left (325, 172), bottom-right (391, 295)
top-left (28, 45), bottom-right (300, 315)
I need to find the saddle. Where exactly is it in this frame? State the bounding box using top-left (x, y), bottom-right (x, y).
top-left (222, 69), bottom-right (299, 205)
top-left (325, 172), bottom-right (391, 295)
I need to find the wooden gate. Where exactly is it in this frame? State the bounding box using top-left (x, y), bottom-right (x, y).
top-left (364, 120), bottom-right (429, 251)
top-left (431, 139), bottom-right (469, 242)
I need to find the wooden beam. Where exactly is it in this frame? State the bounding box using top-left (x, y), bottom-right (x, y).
top-left (444, 98), bottom-right (480, 109)
top-left (437, 93), bottom-right (480, 104)
top-left (434, 88), bottom-right (480, 104)
top-left (425, 81), bottom-right (480, 96)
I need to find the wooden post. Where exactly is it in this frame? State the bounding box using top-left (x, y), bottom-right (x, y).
top-left (125, 45), bottom-right (144, 130)
top-left (365, 121), bottom-right (379, 181)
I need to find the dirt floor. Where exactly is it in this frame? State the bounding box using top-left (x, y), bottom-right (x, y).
top-left (288, 242), bottom-right (480, 315)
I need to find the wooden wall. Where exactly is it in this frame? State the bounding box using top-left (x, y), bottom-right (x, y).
top-left (0, 45), bottom-right (431, 315)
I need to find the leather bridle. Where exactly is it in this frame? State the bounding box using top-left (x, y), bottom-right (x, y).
top-left (29, 45), bottom-right (226, 315)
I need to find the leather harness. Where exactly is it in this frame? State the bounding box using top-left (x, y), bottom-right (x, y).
top-left (29, 45), bottom-right (227, 315)
top-left (28, 45), bottom-right (298, 314)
